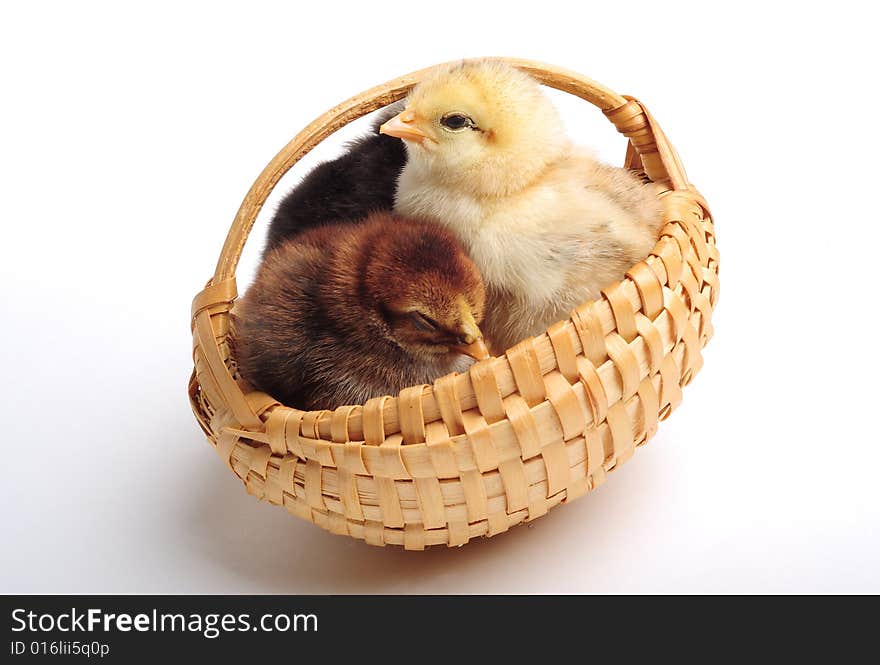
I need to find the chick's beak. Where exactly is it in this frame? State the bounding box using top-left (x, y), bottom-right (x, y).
top-left (379, 110), bottom-right (433, 144)
top-left (451, 336), bottom-right (490, 362)
top-left (450, 296), bottom-right (490, 361)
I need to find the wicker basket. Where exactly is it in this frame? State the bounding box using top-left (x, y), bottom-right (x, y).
top-left (189, 58), bottom-right (718, 549)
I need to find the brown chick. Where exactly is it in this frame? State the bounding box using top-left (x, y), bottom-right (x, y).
top-left (380, 59), bottom-right (665, 352)
top-left (233, 211), bottom-right (488, 411)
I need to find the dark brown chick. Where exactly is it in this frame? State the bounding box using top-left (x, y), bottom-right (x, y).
top-left (263, 104), bottom-right (407, 254)
top-left (234, 211), bottom-right (488, 411)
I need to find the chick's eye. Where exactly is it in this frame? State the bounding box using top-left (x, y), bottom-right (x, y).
top-left (409, 312), bottom-right (440, 332)
top-left (440, 113), bottom-right (473, 131)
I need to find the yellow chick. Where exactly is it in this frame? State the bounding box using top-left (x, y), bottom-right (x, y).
top-left (380, 60), bottom-right (664, 352)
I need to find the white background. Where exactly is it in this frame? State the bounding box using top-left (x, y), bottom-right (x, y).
top-left (2, 1), bottom-right (878, 594)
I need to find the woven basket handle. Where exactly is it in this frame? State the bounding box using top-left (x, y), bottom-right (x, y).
top-left (212, 58), bottom-right (688, 284)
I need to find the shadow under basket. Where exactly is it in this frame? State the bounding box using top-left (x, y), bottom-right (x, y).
top-left (189, 58), bottom-right (719, 550)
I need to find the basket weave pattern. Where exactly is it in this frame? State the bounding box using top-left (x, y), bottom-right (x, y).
top-left (189, 59), bottom-right (718, 549)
